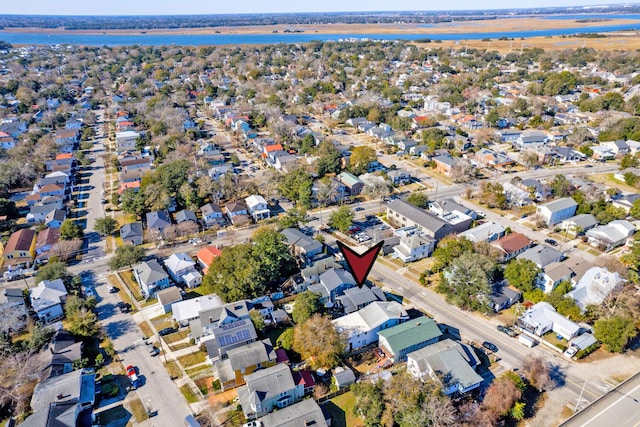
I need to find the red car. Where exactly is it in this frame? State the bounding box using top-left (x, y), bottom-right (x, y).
top-left (126, 365), bottom-right (141, 387)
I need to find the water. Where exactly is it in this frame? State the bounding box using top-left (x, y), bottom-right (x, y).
top-left (1, 21), bottom-right (639, 46)
top-left (543, 14), bottom-right (640, 20)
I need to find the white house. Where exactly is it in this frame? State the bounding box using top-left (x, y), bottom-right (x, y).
top-left (245, 195), bottom-right (270, 221)
top-left (164, 253), bottom-right (200, 287)
top-left (200, 203), bottom-right (225, 228)
top-left (459, 221), bottom-right (506, 243)
top-left (567, 267), bottom-right (624, 311)
top-left (518, 302), bottom-right (580, 340)
top-left (171, 294), bottom-right (223, 326)
top-left (30, 279), bottom-right (68, 323)
top-left (393, 234), bottom-right (435, 263)
top-left (536, 198), bottom-right (578, 226)
top-left (115, 130), bottom-right (140, 153)
top-left (585, 220), bottom-right (635, 251)
top-left (332, 301), bottom-right (408, 352)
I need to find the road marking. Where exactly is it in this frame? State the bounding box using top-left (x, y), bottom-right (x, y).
top-left (565, 377), bottom-right (601, 400)
top-left (582, 382), bottom-right (640, 426)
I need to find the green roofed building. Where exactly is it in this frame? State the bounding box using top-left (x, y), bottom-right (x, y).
top-left (378, 316), bottom-right (442, 363)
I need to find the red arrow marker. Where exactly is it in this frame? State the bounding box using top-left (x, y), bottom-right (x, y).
top-left (337, 240), bottom-right (384, 287)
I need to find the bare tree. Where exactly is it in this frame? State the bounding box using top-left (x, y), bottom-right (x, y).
top-left (482, 376), bottom-right (522, 417)
top-left (0, 351), bottom-right (42, 416)
top-left (0, 304), bottom-right (27, 335)
top-left (50, 238), bottom-right (83, 262)
top-left (522, 357), bottom-right (552, 392)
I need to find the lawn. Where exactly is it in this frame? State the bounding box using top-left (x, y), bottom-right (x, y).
top-left (324, 391), bottom-right (364, 427)
top-left (185, 364), bottom-right (214, 379)
top-left (164, 361), bottom-right (183, 379)
top-left (94, 404), bottom-right (131, 427)
top-left (119, 270), bottom-right (144, 301)
top-left (127, 397), bottom-right (148, 423)
top-left (137, 322), bottom-right (154, 339)
top-left (150, 313), bottom-right (174, 331)
top-left (544, 332), bottom-right (568, 351)
top-left (177, 351), bottom-right (207, 368)
top-left (163, 330), bottom-right (190, 344)
top-left (169, 342), bottom-right (193, 351)
top-left (264, 327), bottom-right (287, 346)
top-left (179, 384), bottom-right (201, 403)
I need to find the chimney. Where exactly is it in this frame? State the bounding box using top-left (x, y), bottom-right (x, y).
top-left (209, 316), bottom-right (213, 324)
top-left (56, 394), bottom-right (64, 400)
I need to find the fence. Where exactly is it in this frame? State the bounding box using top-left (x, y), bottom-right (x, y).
top-left (316, 384), bottom-right (351, 403)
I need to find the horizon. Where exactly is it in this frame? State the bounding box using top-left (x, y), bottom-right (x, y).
top-left (1, 0), bottom-right (633, 16)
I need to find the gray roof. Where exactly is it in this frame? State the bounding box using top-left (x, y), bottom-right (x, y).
top-left (563, 214), bottom-right (597, 229)
top-left (319, 268), bottom-right (356, 292)
top-left (333, 367), bottom-right (356, 386)
top-left (388, 199), bottom-right (451, 235)
top-left (281, 228), bottom-right (323, 255)
top-left (337, 286), bottom-right (386, 313)
top-left (257, 399), bottom-right (328, 427)
top-left (203, 319), bottom-right (258, 359)
top-left (133, 259), bottom-right (169, 285)
top-left (301, 257), bottom-right (343, 280)
top-left (175, 209), bottom-right (197, 223)
top-left (459, 221), bottom-right (505, 243)
top-left (226, 339), bottom-right (276, 372)
top-left (539, 197), bottom-right (578, 213)
top-left (570, 333), bottom-right (597, 350)
top-left (146, 209), bottom-right (171, 230)
top-left (201, 203), bottom-right (222, 215)
top-left (30, 370), bottom-right (95, 413)
top-left (157, 287), bottom-right (182, 307)
top-left (197, 300), bottom-right (252, 331)
top-left (120, 222), bottom-right (143, 239)
top-left (241, 363), bottom-right (295, 404)
top-left (408, 338), bottom-right (481, 389)
top-left (517, 244), bottom-right (563, 268)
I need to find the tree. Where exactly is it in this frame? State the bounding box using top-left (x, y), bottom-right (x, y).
top-left (67, 307), bottom-right (99, 338)
top-left (35, 261), bottom-right (71, 286)
top-left (202, 243), bottom-right (263, 302)
top-left (521, 356), bottom-right (552, 392)
top-left (630, 198), bottom-right (640, 220)
top-left (349, 146), bottom-right (377, 176)
top-left (551, 174), bottom-right (572, 197)
top-left (59, 219), bottom-right (84, 240)
top-left (293, 314), bottom-right (344, 369)
top-left (249, 309), bottom-right (265, 332)
top-left (278, 169), bottom-right (313, 209)
top-left (279, 208), bottom-right (307, 229)
top-left (94, 216), bottom-right (119, 237)
top-left (480, 182), bottom-right (507, 209)
top-left (438, 252), bottom-right (494, 313)
top-left (594, 315), bottom-right (637, 353)
top-left (316, 140), bottom-right (342, 177)
top-left (252, 228), bottom-right (295, 284)
top-left (504, 258), bottom-right (541, 293)
top-left (292, 291), bottom-right (322, 324)
top-left (276, 327), bottom-right (294, 351)
top-left (50, 238), bottom-right (83, 262)
top-left (482, 374), bottom-right (522, 417)
top-left (329, 205), bottom-right (353, 233)
top-left (121, 188), bottom-right (145, 216)
top-left (0, 351), bottom-right (42, 417)
top-left (406, 192), bottom-right (429, 209)
top-left (108, 244), bottom-right (145, 270)
top-left (430, 235), bottom-right (474, 272)
top-left (352, 381), bottom-right (385, 427)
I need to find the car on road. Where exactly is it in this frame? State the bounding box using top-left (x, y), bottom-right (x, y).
top-left (354, 207), bottom-right (365, 211)
top-left (482, 341), bottom-right (498, 353)
top-left (496, 325), bottom-right (517, 337)
top-left (107, 285), bottom-right (118, 293)
top-left (158, 327), bottom-right (177, 336)
top-left (117, 302), bottom-right (132, 313)
top-left (544, 238), bottom-right (558, 246)
top-left (148, 346), bottom-right (160, 356)
top-left (126, 365), bottom-right (142, 388)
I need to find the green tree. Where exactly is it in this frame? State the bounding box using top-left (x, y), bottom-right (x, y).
top-left (35, 261), bottom-right (71, 286)
top-left (202, 243), bottom-right (263, 302)
top-left (293, 314), bottom-right (344, 369)
top-left (59, 219), bottom-right (84, 240)
top-left (276, 327), bottom-right (294, 351)
top-left (249, 309), bottom-right (265, 332)
top-left (316, 140), bottom-right (342, 177)
top-left (120, 188), bottom-right (145, 216)
top-left (252, 228), bottom-right (295, 284)
top-left (278, 208), bottom-right (307, 229)
top-left (542, 71), bottom-right (578, 96)
top-left (108, 244), bottom-right (145, 270)
top-left (349, 146), bottom-right (377, 175)
top-left (67, 308), bottom-right (99, 338)
top-left (430, 235), bottom-right (474, 272)
top-left (620, 154), bottom-right (639, 170)
top-left (437, 252), bottom-right (495, 313)
top-left (504, 258), bottom-right (541, 292)
top-left (551, 174), bottom-right (572, 197)
top-left (594, 315), bottom-right (637, 353)
top-left (630, 199), bottom-right (640, 220)
top-left (485, 108), bottom-right (500, 127)
top-left (406, 193), bottom-right (429, 209)
top-left (279, 169), bottom-right (313, 209)
top-left (352, 381), bottom-right (385, 427)
top-left (329, 205), bottom-right (354, 233)
top-left (94, 216), bottom-right (118, 237)
top-left (292, 291), bottom-right (322, 324)
top-left (481, 182), bottom-right (507, 209)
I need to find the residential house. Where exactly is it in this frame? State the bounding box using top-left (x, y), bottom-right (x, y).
top-left (237, 364), bottom-right (304, 420)
top-left (27, 204), bottom-right (59, 224)
top-left (407, 338), bottom-right (483, 396)
top-left (567, 267), bottom-right (623, 311)
top-left (332, 301), bottom-right (409, 352)
top-left (474, 148), bottom-right (516, 168)
top-left (119, 222), bottom-right (143, 245)
top-left (433, 155), bottom-right (455, 176)
top-left (308, 268), bottom-right (356, 304)
top-left (30, 279), bottom-right (68, 323)
top-left (459, 221), bottom-right (506, 243)
top-left (561, 214), bottom-right (598, 236)
top-left (516, 179), bottom-right (551, 201)
top-left (378, 316), bottom-right (443, 363)
top-left (195, 245), bottom-right (222, 275)
top-left (215, 339), bottom-right (278, 391)
top-left (35, 227), bottom-right (60, 264)
top-left (200, 203), bottom-right (225, 228)
top-left (115, 131), bottom-right (140, 153)
top-left (503, 182), bottom-right (533, 207)
top-left (338, 172), bottom-right (364, 196)
top-left (225, 200), bottom-right (249, 226)
top-left (157, 287), bottom-right (183, 314)
top-left (333, 367), bottom-right (356, 389)
top-left (397, 139), bottom-right (418, 152)
top-left (536, 198), bottom-right (578, 226)
top-left (175, 209), bottom-right (198, 225)
top-left (490, 232), bottom-right (533, 262)
top-left (145, 210), bottom-right (171, 238)
top-left (171, 294), bottom-right (223, 326)
top-left (245, 195), bottom-right (270, 221)
top-left (387, 170), bottom-right (411, 186)
top-left (164, 253), bottom-right (202, 288)
top-left (300, 257), bottom-right (343, 286)
top-left (386, 200), bottom-right (453, 242)
top-left (552, 146), bottom-right (585, 163)
top-left (393, 234), bottom-right (435, 263)
top-left (132, 260), bottom-right (171, 298)
top-left (518, 302), bottom-right (580, 340)
top-left (603, 140), bottom-right (630, 158)
top-left (280, 228), bottom-right (323, 261)
top-left (489, 281), bottom-right (522, 312)
top-left (190, 299), bottom-right (253, 343)
top-left (47, 330), bottom-right (82, 377)
top-left (44, 209), bottom-right (66, 229)
top-left (4, 228), bottom-right (37, 268)
top-left (0, 132), bottom-right (16, 150)
top-left (119, 155), bottom-right (152, 173)
top-left (517, 244), bottom-right (564, 268)
top-left (591, 145), bottom-right (615, 161)
top-left (22, 370), bottom-right (95, 427)
top-left (336, 285), bottom-right (387, 315)
top-left (612, 194), bottom-right (640, 212)
top-left (540, 262), bottom-right (574, 294)
top-left (202, 317), bottom-right (258, 362)
top-left (586, 220), bottom-right (635, 251)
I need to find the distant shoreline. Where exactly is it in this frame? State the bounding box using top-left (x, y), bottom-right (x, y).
top-left (3, 17), bottom-right (640, 37)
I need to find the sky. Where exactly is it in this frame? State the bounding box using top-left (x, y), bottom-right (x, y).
top-left (3, 0), bottom-right (637, 15)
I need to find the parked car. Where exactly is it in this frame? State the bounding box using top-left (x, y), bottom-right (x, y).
top-left (497, 325), bottom-right (517, 337)
top-left (148, 346), bottom-right (160, 356)
top-left (544, 238), bottom-right (558, 246)
top-left (482, 341), bottom-right (498, 353)
top-left (117, 302), bottom-right (132, 313)
top-left (354, 207), bottom-right (365, 211)
top-left (126, 365), bottom-right (142, 388)
top-left (107, 285), bottom-right (118, 293)
top-left (159, 327), bottom-right (177, 336)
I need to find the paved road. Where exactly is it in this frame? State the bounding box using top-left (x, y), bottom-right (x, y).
top-left (560, 371), bottom-right (640, 427)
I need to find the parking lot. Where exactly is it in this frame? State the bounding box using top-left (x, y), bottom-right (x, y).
top-left (347, 215), bottom-right (393, 245)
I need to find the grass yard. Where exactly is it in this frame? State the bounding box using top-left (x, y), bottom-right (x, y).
top-left (164, 361), bottom-right (183, 379)
top-left (179, 384), bottom-right (201, 403)
top-left (119, 270), bottom-right (144, 301)
top-left (185, 364), bottom-right (214, 379)
top-left (264, 327), bottom-right (287, 346)
top-left (169, 342), bottom-right (193, 352)
top-left (141, 298), bottom-right (158, 308)
top-left (177, 351), bottom-right (207, 368)
top-left (138, 321), bottom-right (154, 339)
top-left (163, 330), bottom-right (190, 344)
top-left (95, 405), bottom-right (131, 427)
top-left (150, 313), bottom-right (174, 331)
top-left (127, 397), bottom-right (148, 423)
top-left (324, 391), bottom-right (364, 427)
